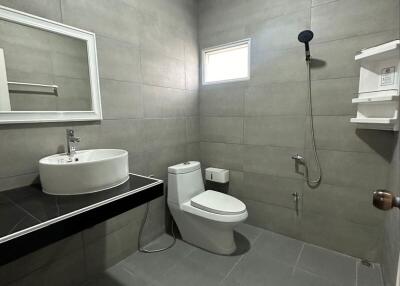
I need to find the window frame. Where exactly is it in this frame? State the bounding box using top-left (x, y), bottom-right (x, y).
top-left (201, 38), bottom-right (251, 86)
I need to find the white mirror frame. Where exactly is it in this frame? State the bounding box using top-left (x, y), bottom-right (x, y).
top-left (0, 5), bottom-right (102, 124)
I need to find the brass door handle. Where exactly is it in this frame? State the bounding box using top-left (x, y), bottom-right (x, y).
top-left (373, 190), bottom-right (400, 210)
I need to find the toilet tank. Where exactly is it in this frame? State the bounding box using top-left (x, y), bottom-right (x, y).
top-left (167, 161), bottom-right (205, 206)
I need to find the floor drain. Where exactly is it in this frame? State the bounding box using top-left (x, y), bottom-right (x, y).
top-left (361, 259), bottom-right (372, 267)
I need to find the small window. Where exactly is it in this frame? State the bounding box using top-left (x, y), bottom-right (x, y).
top-left (202, 39), bottom-right (250, 85)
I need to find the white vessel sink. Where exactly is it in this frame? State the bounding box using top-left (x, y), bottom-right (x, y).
top-left (39, 149), bottom-right (129, 195)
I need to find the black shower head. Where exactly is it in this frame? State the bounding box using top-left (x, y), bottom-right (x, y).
top-left (298, 30), bottom-right (314, 61)
top-left (298, 30), bottom-right (314, 44)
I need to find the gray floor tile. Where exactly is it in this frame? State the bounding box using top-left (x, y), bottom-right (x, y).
top-left (89, 224), bottom-right (384, 286)
top-left (160, 256), bottom-right (226, 286)
top-left (250, 229), bottom-right (304, 265)
top-left (121, 235), bottom-right (195, 284)
top-left (356, 261), bottom-right (383, 286)
top-left (85, 263), bottom-right (154, 286)
top-left (185, 247), bottom-right (242, 278)
top-left (289, 269), bottom-right (340, 286)
top-left (223, 253), bottom-right (293, 286)
top-left (234, 223), bottom-right (263, 245)
top-left (297, 244), bottom-right (356, 285)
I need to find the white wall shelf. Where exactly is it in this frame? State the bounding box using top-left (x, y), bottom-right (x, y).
top-left (355, 40), bottom-right (399, 61)
top-left (351, 40), bottom-right (400, 131)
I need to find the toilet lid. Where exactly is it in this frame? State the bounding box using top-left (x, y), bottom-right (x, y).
top-left (191, 190), bottom-right (247, 215)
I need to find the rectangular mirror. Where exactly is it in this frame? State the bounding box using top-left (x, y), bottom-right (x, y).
top-left (0, 5), bottom-right (102, 124)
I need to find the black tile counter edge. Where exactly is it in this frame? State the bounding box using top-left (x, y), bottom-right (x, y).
top-left (0, 182), bottom-right (164, 266)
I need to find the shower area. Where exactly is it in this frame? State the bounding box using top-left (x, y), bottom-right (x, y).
top-left (198, 0), bottom-right (400, 285)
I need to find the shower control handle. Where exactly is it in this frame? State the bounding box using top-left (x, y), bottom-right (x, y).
top-left (373, 190), bottom-right (400, 210)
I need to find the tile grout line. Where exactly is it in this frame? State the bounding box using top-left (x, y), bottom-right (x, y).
top-left (220, 229), bottom-right (264, 284)
top-left (355, 260), bottom-right (359, 286)
top-left (292, 243), bottom-right (305, 275)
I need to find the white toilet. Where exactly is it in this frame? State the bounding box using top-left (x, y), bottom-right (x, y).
top-left (167, 161), bottom-right (248, 255)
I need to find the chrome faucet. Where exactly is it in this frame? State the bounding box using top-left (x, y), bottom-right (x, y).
top-left (66, 129), bottom-right (80, 156)
top-left (291, 154), bottom-right (305, 164)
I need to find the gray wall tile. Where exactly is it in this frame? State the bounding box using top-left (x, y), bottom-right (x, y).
top-left (244, 116), bottom-right (306, 148)
top-left (97, 37), bottom-right (142, 83)
top-left (245, 82), bottom-right (307, 116)
top-left (311, 0), bottom-right (396, 43)
top-left (141, 50), bottom-right (185, 89)
top-left (200, 82), bottom-right (245, 117)
top-left (200, 116), bottom-right (243, 144)
top-left (100, 79), bottom-right (143, 119)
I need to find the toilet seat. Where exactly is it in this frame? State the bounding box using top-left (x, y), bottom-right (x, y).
top-left (191, 190), bottom-right (246, 215)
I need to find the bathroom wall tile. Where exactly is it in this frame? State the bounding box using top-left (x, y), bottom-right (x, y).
top-left (2, 43), bottom-right (53, 76)
top-left (200, 142), bottom-right (243, 171)
top-left (140, 11), bottom-right (185, 60)
top-left (51, 52), bottom-right (90, 80)
top-left (239, 172), bottom-right (303, 209)
top-left (141, 50), bottom-right (186, 90)
top-left (198, 25), bottom-right (249, 50)
top-left (200, 82), bottom-right (246, 117)
top-left (245, 82), bottom-right (307, 116)
top-left (84, 221), bottom-right (141, 279)
top-left (311, 0), bottom-right (396, 43)
top-left (250, 48), bottom-right (307, 85)
top-left (244, 116), bottom-right (306, 148)
top-left (142, 85), bottom-right (186, 118)
top-left (186, 142), bottom-right (201, 162)
top-left (147, 144), bottom-right (187, 179)
top-left (99, 119), bottom-right (146, 153)
top-left (306, 149), bottom-right (389, 190)
top-left (140, 196), bottom-right (166, 244)
top-left (311, 31), bottom-right (397, 80)
top-left (185, 90), bottom-right (199, 117)
top-left (302, 183), bottom-right (384, 227)
top-left (0, 0), bottom-right (62, 21)
top-left (185, 58), bottom-right (199, 91)
top-left (200, 116), bottom-right (243, 144)
top-left (186, 116), bottom-right (200, 143)
top-left (228, 170), bottom-right (244, 198)
top-left (100, 79), bottom-right (143, 119)
top-left (246, 0), bottom-right (311, 23)
top-left (82, 205), bottom-right (146, 245)
top-left (311, 0), bottom-right (338, 7)
top-left (306, 115), bottom-right (395, 156)
top-left (248, 10), bottom-right (311, 53)
top-left (243, 198), bottom-right (300, 238)
top-left (8, 249), bottom-right (87, 286)
top-left (310, 77), bottom-right (358, 116)
top-left (54, 77), bottom-right (91, 111)
top-left (243, 145), bottom-right (303, 179)
top-left (62, 0), bottom-right (141, 46)
top-left (300, 214), bottom-right (381, 261)
top-left (143, 118), bottom-right (187, 151)
top-left (96, 37), bottom-right (142, 83)
top-left (0, 173), bottom-right (39, 192)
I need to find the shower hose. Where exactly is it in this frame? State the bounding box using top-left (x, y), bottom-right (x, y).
top-left (305, 58), bottom-right (322, 186)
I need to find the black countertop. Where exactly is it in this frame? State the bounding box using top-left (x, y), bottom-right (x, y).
top-left (0, 174), bottom-right (163, 264)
